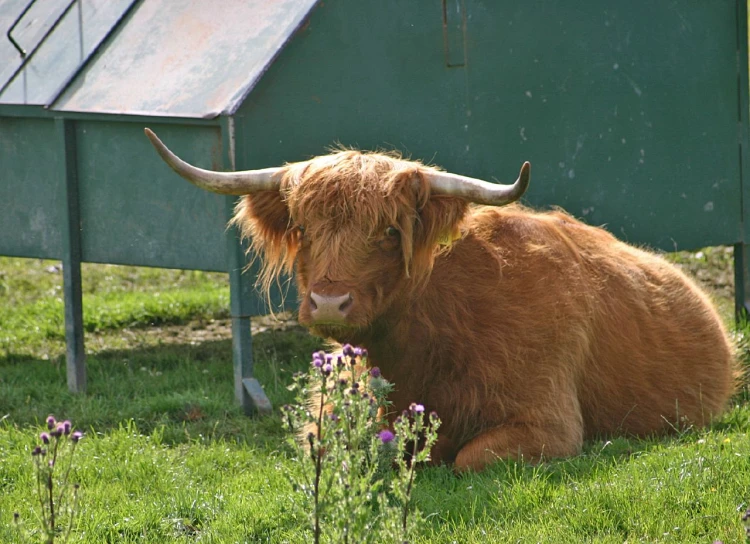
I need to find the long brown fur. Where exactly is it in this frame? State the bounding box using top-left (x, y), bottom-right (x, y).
top-left (233, 150), bottom-right (737, 472)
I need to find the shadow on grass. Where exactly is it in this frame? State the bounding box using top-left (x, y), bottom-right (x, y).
top-left (0, 328), bottom-right (324, 449)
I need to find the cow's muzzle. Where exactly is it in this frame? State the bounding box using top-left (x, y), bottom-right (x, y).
top-left (308, 291), bottom-right (353, 323)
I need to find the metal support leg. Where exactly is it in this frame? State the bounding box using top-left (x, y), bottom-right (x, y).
top-left (735, 243), bottom-right (750, 322)
top-left (220, 116), bottom-right (271, 415)
top-left (226, 219), bottom-right (272, 416)
top-left (56, 118), bottom-right (86, 393)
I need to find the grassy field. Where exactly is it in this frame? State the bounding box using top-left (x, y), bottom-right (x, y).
top-left (1, 252), bottom-right (750, 543)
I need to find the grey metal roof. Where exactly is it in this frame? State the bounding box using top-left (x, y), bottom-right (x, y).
top-left (0, 0), bottom-right (137, 106)
top-left (0, 0), bottom-right (319, 118)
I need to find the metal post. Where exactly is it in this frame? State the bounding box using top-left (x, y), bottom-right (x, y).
top-left (736, 0), bottom-right (750, 323)
top-left (55, 118), bottom-right (86, 392)
top-left (220, 116), bottom-right (272, 415)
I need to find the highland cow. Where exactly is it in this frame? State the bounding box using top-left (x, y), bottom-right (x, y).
top-left (145, 128), bottom-right (736, 472)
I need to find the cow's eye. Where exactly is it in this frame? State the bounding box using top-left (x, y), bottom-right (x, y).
top-left (297, 225), bottom-right (305, 235)
top-left (385, 226), bottom-right (399, 238)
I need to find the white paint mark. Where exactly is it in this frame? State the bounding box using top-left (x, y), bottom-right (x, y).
top-left (703, 201), bottom-right (714, 212)
top-left (613, 63), bottom-right (619, 70)
top-left (621, 138), bottom-right (626, 144)
top-left (568, 169), bottom-right (575, 179)
top-left (582, 206), bottom-right (594, 216)
top-left (525, 90), bottom-right (533, 98)
top-left (624, 74), bottom-right (642, 97)
top-left (520, 127), bottom-right (527, 141)
top-left (558, 161), bottom-right (565, 168)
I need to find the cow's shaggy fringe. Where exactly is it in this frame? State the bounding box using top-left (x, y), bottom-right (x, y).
top-left (233, 149), bottom-right (738, 472)
top-left (231, 149), bottom-right (466, 306)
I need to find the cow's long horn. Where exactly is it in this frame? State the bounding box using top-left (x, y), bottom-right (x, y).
top-left (425, 161), bottom-right (530, 206)
top-left (144, 128), bottom-right (282, 195)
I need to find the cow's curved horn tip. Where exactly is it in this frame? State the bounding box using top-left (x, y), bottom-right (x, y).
top-left (144, 127), bottom-right (156, 140)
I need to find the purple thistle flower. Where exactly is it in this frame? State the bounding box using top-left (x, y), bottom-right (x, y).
top-left (336, 355), bottom-right (345, 367)
top-left (409, 403), bottom-right (425, 414)
top-left (322, 363), bottom-right (333, 376)
top-left (329, 413), bottom-right (340, 423)
top-left (370, 367), bottom-right (381, 378)
top-left (46, 415), bottom-right (56, 430)
top-left (71, 431), bottom-right (83, 443)
top-left (40, 432), bottom-right (50, 445)
top-left (353, 347), bottom-right (363, 357)
top-left (62, 420), bottom-right (72, 435)
top-left (52, 424), bottom-right (65, 438)
top-left (349, 388), bottom-right (359, 395)
top-left (312, 358), bottom-right (323, 368)
top-left (325, 354), bottom-right (333, 363)
top-left (378, 429), bottom-right (395, 444)
top-left (361, 348), bottom-right (369, 358)
top-left (342, 344), bottom-right (355, 357)
top-left (32, 446), bottom-right (42, 456)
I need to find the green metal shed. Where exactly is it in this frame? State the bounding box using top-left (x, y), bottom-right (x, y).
top-left (2, 0), bottom-right (749, 414)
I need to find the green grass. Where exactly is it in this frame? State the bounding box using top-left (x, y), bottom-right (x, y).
top-left (2, 254), bottom-right (750, 542)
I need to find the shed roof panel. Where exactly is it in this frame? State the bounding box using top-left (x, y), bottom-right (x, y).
top-left (52, 0), bottom-right (318, 118)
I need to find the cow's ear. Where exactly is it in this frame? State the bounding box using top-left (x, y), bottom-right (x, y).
top-left (410, 193), bottom-right (468, 281)
top-left (231, 192), bottom-right (298, 293)
top-left (233, 192), bottom-right (292, 246)
top-left (416, 194), bottom-right (468, 250)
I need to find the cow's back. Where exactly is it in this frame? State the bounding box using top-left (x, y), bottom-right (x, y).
top-left (459, 205), bottom-right (736, 439)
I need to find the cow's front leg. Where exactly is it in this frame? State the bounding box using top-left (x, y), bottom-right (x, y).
top-left (454, 419), bottom-right (583, 472)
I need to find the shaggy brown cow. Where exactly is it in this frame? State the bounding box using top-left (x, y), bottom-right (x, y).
top-left (145, 128), bottom-right (736, 472)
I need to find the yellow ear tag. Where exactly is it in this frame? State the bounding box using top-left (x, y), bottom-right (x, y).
top-left (436, 225), bottom-right (461, 247)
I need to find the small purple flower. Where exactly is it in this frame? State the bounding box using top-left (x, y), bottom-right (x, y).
top-left (40, 432), bottom-right (50, 445)
top-left (361, 348), bottom-right (369, 358)
top-left (342, 344), bottom-right (355, 357)
top-left (322, 363), bottom-right (333, 376)
top-left (370, 367), bottom-right (381, 378)
top-left (46, 415), bottom-right (56, 430)
top-left (409, 403), bottom-right (425, 414)
top-left (349, 388), bottom-right (359, 396)
top-left (52, 424), bottom-right (65, 438)
top-left (353, 347), bottom-right (363, 357)
top-left (325, 354), bottom-right (333, 364)
top-left (378, 429), bottom-right (395, 444)
top-left (71, 431), bottom-right (83, 443)
top-left (336, 356), bottom-right (345, 368)
top-left (329, 413), bottom-right (339, 423)
top-left (312, 358), bottom-right (323, 368)
top-left (62, 420), bottom-right (72, 435)
top-left (32, 446), bottom-right (42, 456)
top-left (313, 350), bottom-right (325, 361)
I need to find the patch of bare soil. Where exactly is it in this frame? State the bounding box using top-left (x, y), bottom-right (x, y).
top-left (669, 246), bottom-right (734, 303)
